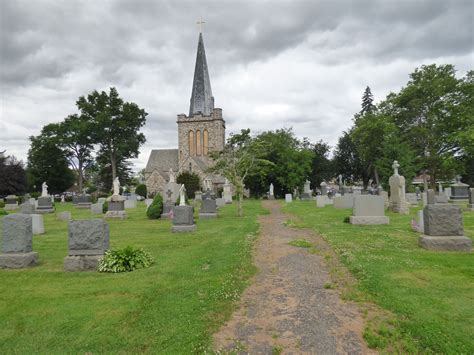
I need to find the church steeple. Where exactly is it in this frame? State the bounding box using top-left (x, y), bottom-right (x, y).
top-left (189, 32), bottom-right (214, 116)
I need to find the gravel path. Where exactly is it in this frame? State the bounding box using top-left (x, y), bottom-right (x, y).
top-left (213, 200), bottom-right (373, 354)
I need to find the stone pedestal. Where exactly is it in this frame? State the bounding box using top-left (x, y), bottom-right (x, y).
top-left (75, 194), bottom-right (92, 209)
top-left (199, 199), bottom-right (217, 219)
top-left (419, 204), bottom-right (472, 251)
top-left (105, 198), bottom-right (127, 219)
top-left (349, 195), bottom-right (389, 225)
top-left (64, 219), bottom-right (109, 271)
top-left (172, 205), bottom-right (196, 233)
top-left (0, 214), bottom-right (38, 268)
top-left (36, 196), bottom-right (54, 214)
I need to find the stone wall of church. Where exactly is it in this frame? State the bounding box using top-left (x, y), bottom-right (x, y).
top-left (177, 108), bottom-right (225, 167)
top-left (145, 170), bottom-right (167, 197)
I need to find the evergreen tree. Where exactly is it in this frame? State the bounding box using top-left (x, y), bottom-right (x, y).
top-left (361, 86), bottom-right (375, 115)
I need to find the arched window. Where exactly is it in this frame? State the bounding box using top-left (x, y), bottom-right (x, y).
top-left (188, 131), bottom-right (195, 156)
top-left (196, 130), bottom-right (202, 156)
top-left (203, 129), bottom-right (209, 156)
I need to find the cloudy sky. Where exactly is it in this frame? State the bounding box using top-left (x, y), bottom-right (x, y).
top-left (1, 0), bottom-right (473, 171)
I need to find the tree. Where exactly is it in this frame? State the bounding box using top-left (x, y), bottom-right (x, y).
top-left (310, 140), bottom-right (334, 188)
top-left (176, 172), bottom-right (201, 199)
top-left (0, 153), bottom-right (27, 196)
top-left (76, 87), bottom-right (147, 186)
top-left (333, 130), bottom-right (367, 185)
top-left (361, 86), bottom-right (375, 115)
top-left (27, 133), bottom-right (75, 194)
top-left (135, 184), bottom-right (147, 198)
top-left (210, 129), bottom-right (271, 216)
top-left (90, 151), bottom-right (133, 192)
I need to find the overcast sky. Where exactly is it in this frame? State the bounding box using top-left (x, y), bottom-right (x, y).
top-left (1, 0), bottom-right (473, 171)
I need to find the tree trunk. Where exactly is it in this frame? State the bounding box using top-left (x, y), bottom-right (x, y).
top-left (238, 192), bottom-right (243, 217)
top-left (78, 160), bottom-right (83, 194)
top-left (111, 151), bottom-right (117, 188)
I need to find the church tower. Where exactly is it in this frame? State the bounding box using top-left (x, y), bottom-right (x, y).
top-left (177, 32), bottom-right (225, 176)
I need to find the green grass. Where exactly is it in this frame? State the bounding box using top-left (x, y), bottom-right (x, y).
top-left (288, 239), bottom-right (312, 248)
top-left (284, 201), bottom-right (474, 353)
top-left (0, 200), bottom-right (266, 353)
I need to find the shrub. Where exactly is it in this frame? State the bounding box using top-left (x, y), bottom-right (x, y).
top-left (102, 201), bottom-right (109, 214)
top-left (0, 209), bottom-right (8, 215)
top-left (98, 246), bottom-right (153, 273)
top-left (30, 192), bottom-right (41, 199)
top-left (0, 200), bottom-right (4, 208)
top-left (176, 172), bottom-right (201, 199)
top-left (135, 184), bottom-right (147, 198)
top-left (146, 194), bottom-right (163, 219)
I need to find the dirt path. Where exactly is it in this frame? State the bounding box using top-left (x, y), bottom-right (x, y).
top-left (213, 200), bottom-right (373, 354)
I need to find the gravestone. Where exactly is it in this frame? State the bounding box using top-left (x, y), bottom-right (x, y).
top-left (32, 214), bottom-right (44, 235)
top-left (36, 196), bottom-right (54, 214)
top-left (20, 202), bottom-right (35, 214)
top-left (405, 193), bottom-right (418, 205)
top-left (379, 191), bottom-right (389, 209)
top-left (450, 176), bottom-right (469, 200)
top-left (124, 199), bottom-right (137, 209)
top-left (416, 210), bottom-right (424, 233)
top-left (334, 194), bottom-right (354, 209)
top-left (421, 192), bottom-right (428, 207)
top-left (64, 219), bottom-right (110, 271)
top-left (57, 211), bottom-right (72, 221)
top-left (350, 195), bottom-right (389, 225)
top-left (320, 181), bottom-right (328, 196)
top-left (388, 160), bottom-right (409, 214)
top-left (427, 189), bottom-right (436, 205)
top-left (161, 201), bottom-right (174, 218)
top-left (199, 199), bottom-right (217, 219)
top-left (316, 195), bottom-right (332, 208)
top-left (285, 194), bottom-right (292, 203)
top-left (105, 196), bottom-right (127, 220)
top-left (98, 197), bottom-right (106, 205)
top-left (172, 205), bottom-right (196, 232)
top-left (301, 180), bottom-right (312, 200)
top-left (419, 205), bottom-right (472, 251)
top-left (0, 214), bottom-right (38, 268)
top-left (468, 188), bottom-right (474, 210)
top-left (216, 198), bottom-right (225, 208)
top-left (75, 194), bottom-right (92, 209)
top-left (353, 186), bottom-right (362, 195)
top-left (29, 198), bottom-right (36, 205)
top-left (223, 179), bottom-right (233, 203)
top-left (163, 181), bottom-right (180, 204)
top-left (4, 195), bottom-right (19, 211)
top-left (434, 194), bottom-right (448, 204)
top-left (91, 203), bottom-right (103, 215)
top-left (194, 191), bottom-right (202, 201)
top-left (268, 183), bottom-right (275, 200)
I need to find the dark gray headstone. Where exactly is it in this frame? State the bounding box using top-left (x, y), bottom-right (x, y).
top-left (201, 199), bottom-right (217, 214)
top-left (37, 196), bottom-right (52, 208)
top-left (2, 214), bottom-right (33, 253)
top-left (162, 201), bottom-right (174, 215)
top-left (67, 219), bottom-right (110, 256)
top-left (423, 205), bottom-right (464, 236)
top-left (108, 201), bottom-right (124, 211)
top-left (172, 205), bottom-right (194, 225)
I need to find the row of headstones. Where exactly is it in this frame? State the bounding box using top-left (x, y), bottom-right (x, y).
top-left (0, 214), bottom-right (109, 271)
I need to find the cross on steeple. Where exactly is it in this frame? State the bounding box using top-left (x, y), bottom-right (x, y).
top-left (197, 19), bottom-right (205, 32)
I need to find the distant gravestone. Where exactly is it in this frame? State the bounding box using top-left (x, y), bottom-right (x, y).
top-left (194, 191), bottom-right (202, 201)
top-left (320, 181), bottom-right (328, 196)
top-left (450, 176), bottom-right (469, 200)
top-left (301, 180), bottom-right (312, 200)
top-left (405, 193), bottom-right (418, 205)
top-left (145, 198), bottom-right (153, 208)
top-left (334, 194), bottom-right (354, 209)
top-left (161, 201), bottom-right (174, 218)
top-left (268, 183), bottom-right (275, 200)
top-left (199, 199), bottom-right (217, 219)
top-left (98, 197), bottom-right (106, 205)
top-left (36, 196), bottom-right (54, 214)
top-left (75, 194), bottom-right (92, 209)
top-left (91, 203), bottom-right (103, 215)
top-left (412, 210), bottom-right (424, 234)
top-left (64, 219), bottom-right (110, 271)
top-left (350, 195), bottom-right (389, 225)
top-left (4, 195), bottom-right (19, 211)
top-left (29, 198), bottom-right (36, 205)
top-left (285, 194), bottom-right (292, 203)
top-left (223, 179), bottom-right (233, 203)
top-left (216, 198), bottom-right (225, 208)
top-left (57, 211), bottom-right (72, 221)
top-left (419, 205), bottom-right (472, 251)
top-left (172, 205), bottom-right (196, 233)
top-left (379, 191), bottom-right (389, 209)
top-left (421, 192), bottom-right (428, 207)
top-left (353, 186), bottom-right (362, 195)
top-left (124, 199), bottom-right (137, 209)
top-left (32, 214), bottom-right (45, 235)
top-left (20, 202), bottom-right (35, 214)
top-left (0, 214), bottom-right (38, 268)
top-left (427, 189), bottom-right (436, 205)
top-left (468, 188), bottom-right (474, 210)
top-left (388, 160), bottom-right (409, 214)
top-left (434, 194), bottom-right (448, 204)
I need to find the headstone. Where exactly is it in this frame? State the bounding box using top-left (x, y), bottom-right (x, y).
top-left (223, 179), bottom-right (233, 203)
top-left (75, 194), bottom-right (92, 209)
top-left (194, 191), bottom-right (202, 201)
top-left (405, 193), bottom-right (418, 205)
top-left (105, 195), bottom-right (127, 220)
top-left (445, 188), bottom-right (452, 198)
top-left (36, 196), bottom-right (54, 214)
top-left (353, 186), bottom-right (362, 195)
top-left (301, 180), bottom-right (312, 200)
top-left (171, 205), bottom-right (196, 233)
top-left (434, 194), bottom-right (448, 204)
top-left (216, 198), bottom-right (226, 208)
top-left (199, 199), bottom-right (217, 219)
top-left (438, 182), bottom-right (443, 193)
top-left (268, 183), bottom-right (275, 200)
top-left (61, 195), bottom-right (65, 203)
top-left (468, 188), bottom-right (474, 210)
top-left (334, 194), bottom-right (354, 209)
top-left (427, 189), bottom-right (436, 204)
top-left (388, 160), bottom-right (409, 214)
top-left (57, 211), bottom-right (72, 221)
top-left (4, 195), bottom-right (19, 211)
top-left (419, 205), bottom-right (472, 251)
top-left (350, 195), bottom-right (389, 225)
top-left (0, 214), bottom-right (38, 268)
top-left (161, 201), bottom-right (174, 218)
top-left (450, 176), bottom-right (469, 200)
top-left (412, 210), bottom-right (424, 233)
top-left (145, 198), bottom-right (153, 208)
top-left (64, 219), bottom-right (110, 271)
top-left (421, 192), bottom-right (428, 207)
top-left (320, 181), bottom-right (328, 196)
top-left (20, 202), bottom-right (35, 214)
top-left (285, 194), bottom-right (292, 203)
top-left (379, 191), bottom-right (389, 209)
top-left (98, 197), bottom-right (106, 205)
top-left (91, 203), bottom-right (103, 215)
top-left (124, 199), bottom-right (137, 209)
top-left (316, 195), bottom-right (332, 208)
top-left (32, 214), bottom-right (44, 235)
top-left (163, 181), bottom-right (180, 204)
top-left (29, 198), bottom-right (36, 205)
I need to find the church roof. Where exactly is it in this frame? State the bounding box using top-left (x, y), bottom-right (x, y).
top-left (189, 33), bottom-right (214, 116)
top-left (145, 149), bottom-right (179, 173)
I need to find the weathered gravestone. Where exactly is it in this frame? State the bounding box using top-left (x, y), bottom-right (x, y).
top-left (199, 199), bottom-right (217, 219)
top-left (468, 188), bottom-right (474, 210)
top-left (353, 186), bottom-right (362, 195)
top-left (349, 195), bottom-right (389, 225)
top-left (334, 194), bottom-right (354, 209)
top-left (124, 199), bottom-right (137, 209)
top-left (91, 203), bottom-right (103, 215)
top-left (64, 219), bottom-right (110, 271)
top-left (172, 206), bottom-right (196, 232)
top-left (389, 160), bottom-right (409, 214)
top-left (98, 197), bottom-right (106, 205)
top-left (419, 204), bottom-right (472, 251)
top-left (421, 192), bottom-right (428, 207)
top-left (216, 198), bottom-right (225, 208)
top-left (301, 180), bottom-right (312, 200)
top-left (450, 176), bottom-right (469, 200)
top-left (285, 193), bottom-right (293, 203)
top-left (320, 181), bottom-right (328, 196)
top-left (223, 179), bottom-right (233, 203)
top-left (0, 214), bottom-right (38, 268)
top-left (268, 183), bottom-right (275, 200)
top-left (4, 195), bottom-right (19, 210)
top-left (405, 193), bottom-right (418, 205)
top-left (32, 214), bottom-right (44, 235)
top-left (20, 202), bottom-right (35, 214)
top-left (36, 197), bottom-right (54, 214)
top-left (161, 201), bottom-right (175, 218)
top-left (75, 194), bottom-right (92, 209)
top-left (194, 191), bottom-right (202, 201)
top-left (57, 211), bottom-right (72, 221)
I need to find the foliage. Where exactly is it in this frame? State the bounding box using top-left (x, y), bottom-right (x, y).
top-left (98, 246), bottom-right (154, 273)
top-left (288, 239), bottom-right (312, 248)
top-left (333, 130), bottom-right (367, 185)
top-left (0, 200), bottom-right (4, 208)
top-left (0, 153), bottom-right (27, 196)
top-left (360, 86), bottom-right (375, 115)
top-left (27, 131), bottom-right (75, 194)
top-left (146, 193), bottom-right (163, 219)
top-left (176, 172), bottom-right (201, 199)
top-left (89, 152), bottom-right (134, 192)
top-left (76, 87), bottom-right (147, 186)
top-left (0, 208), bottom-right (7, 215)
top-left (135, 184), bottom-right (147, 198)
top-left (102, 201), bottom-right (108, 214)
top-left (310, 140), bottom-right (334, 189)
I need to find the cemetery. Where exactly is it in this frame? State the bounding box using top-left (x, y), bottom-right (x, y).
top-left (1, 1), bottom-right (473, 353)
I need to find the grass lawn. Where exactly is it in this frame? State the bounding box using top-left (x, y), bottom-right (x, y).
top-left (284, 201), bottom-right (474, 353)
top-left (0, 200), bottom-right (266, 353)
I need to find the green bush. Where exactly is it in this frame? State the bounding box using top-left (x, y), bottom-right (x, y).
top-left (0, 209), bottom-right (8, 215)
top-left (0, 201), bottom-right (5, 208)
top-left (135, 184), bottom-right (147, 198)
top-left (98, 246), bottom-right (154, 273)
top-left (30, 192), bottom-right (41, 199)
top-left (146, 194), bottom-right (163, 219)
top-left (176, 172), bottom-right (201, 199)
top-left (102, 201), bottom-right (109, 214)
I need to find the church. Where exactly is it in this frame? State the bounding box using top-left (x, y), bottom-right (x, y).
top-left (145, 32), bottom-right (226, 196)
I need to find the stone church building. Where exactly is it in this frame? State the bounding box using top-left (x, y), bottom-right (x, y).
top-left (145, 32), bottom-right (226, 196)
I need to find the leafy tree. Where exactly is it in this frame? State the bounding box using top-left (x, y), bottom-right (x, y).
top-left (90, 151), bottom-right (133, 192)
top-left (333, 130), bottom-right (367, 185)
top-left (176, 172), bottom-right (201, 199)
top-left (27, 134), bottom-right (75, 194)
top-left (135, 184), bottom-right (147, 198)
top-left (310, 140), bottom-right (334, 188)
top-left (210, 129), bottom-right (272, 216)
top-left (76, 87), bottom-right (147, 186)
top-left (0, 153), bottom-right (27, 196)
